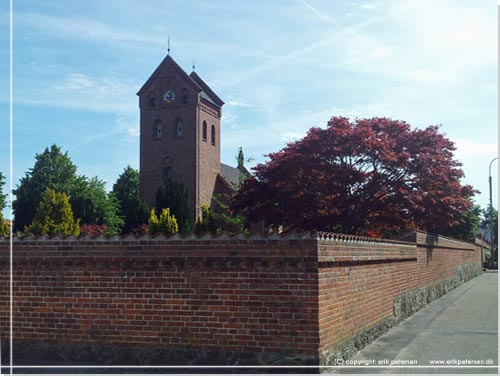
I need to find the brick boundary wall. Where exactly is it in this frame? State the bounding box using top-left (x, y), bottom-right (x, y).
top-left (0, 231), bottom-right (484, 367)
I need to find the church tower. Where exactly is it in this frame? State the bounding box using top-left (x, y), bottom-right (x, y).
top-left (137, 54), bottom-right (224, 222)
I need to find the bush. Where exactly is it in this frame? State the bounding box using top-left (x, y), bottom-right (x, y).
top-left (194, 204), bottom-right (220, 235)
top-left (0, 213), bottom-right (9, 236)
top-left (80, 224), bottom-right (109, 237)
top-left (132, 224), bottom-right (149, 237)
top-left (148, 208), bottom-right (178, 235)
top-left (26, 189), bottom-right (80, 237)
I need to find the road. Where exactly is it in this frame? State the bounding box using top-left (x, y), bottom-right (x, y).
top-left (329, 272), bottom-right (498, 374)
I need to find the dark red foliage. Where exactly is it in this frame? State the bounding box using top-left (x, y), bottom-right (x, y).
top-left (80, 224), bottom-right (109, 238)
top-left (232, 117), bottom-right (477, 236)
top-left (131, 224), bottom-right (148, 237)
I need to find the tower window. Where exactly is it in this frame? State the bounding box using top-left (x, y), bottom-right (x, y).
top-left (211, 124), bottom-right (216, 145)
top-left (148, 91), bottom-right (156, 108)
top-left (181, 88), bottom-right (189, 104)
top-left (202, 121), bottom-right (207, 141)
top-left (164, 157), bottom-right (173, 178)
top-left (154, 119), bottom-right (163, 139)
top-left (175, 118), bottom-right (183, 137)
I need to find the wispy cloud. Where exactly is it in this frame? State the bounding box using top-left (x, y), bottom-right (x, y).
top-left (453, 139), bottom-right (498, 159)
top-left (16, 12), bottom-right (163, 47)
top-left (296, 0), bottom-right (335, 23)
top-left (17, 71), bottom-right (138, 114)
top-left (226, 100), bottom-right (253, 108)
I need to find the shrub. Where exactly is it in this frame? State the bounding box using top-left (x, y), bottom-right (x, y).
top-left (80, 224), bottom-right (109, 237)
top-left (148, 208), bottom-right (178, 235)
top-left (194, 204), bottom-right (220, 235)
top-left (26, 189), bottom-right (80, 237)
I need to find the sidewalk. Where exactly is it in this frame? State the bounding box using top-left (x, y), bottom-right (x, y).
top-left (329, 272), bottom-right (498, 374)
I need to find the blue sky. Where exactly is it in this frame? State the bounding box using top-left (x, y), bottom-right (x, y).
top-left (0, 0), bottom-right (498, 220)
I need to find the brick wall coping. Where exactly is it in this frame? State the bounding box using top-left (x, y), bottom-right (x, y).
top-left (0, 230), bottom-right (478, 249)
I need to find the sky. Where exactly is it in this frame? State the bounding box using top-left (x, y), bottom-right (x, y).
top-left (0, 0), bottom-right (498, 220)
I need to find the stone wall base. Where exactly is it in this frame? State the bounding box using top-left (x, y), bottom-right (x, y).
top-left (319, 262), bottom-right (482, 367)
top-left (1, 340), bottom-right (319, 372)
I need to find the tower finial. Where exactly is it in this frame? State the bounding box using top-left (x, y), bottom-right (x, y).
top-left (167, 36), bottom-right (170, 55)
top-left (192, 60), bottom-right (195, 71)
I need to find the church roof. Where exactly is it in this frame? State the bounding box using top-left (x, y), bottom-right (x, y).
top-left (189, 71), bottom-right (225, 107)
top-left (220, 163), bottom-right (241, 188)
top-left (137, 55), bottom-right (224, 109)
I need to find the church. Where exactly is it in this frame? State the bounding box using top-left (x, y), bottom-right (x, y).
top-left (137, 53), bottom-right (244, 222)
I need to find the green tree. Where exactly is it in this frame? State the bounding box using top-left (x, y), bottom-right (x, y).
top-left (148, 208), bottom-right (178, 235)
top-left (481, 207), bottom-right (498, 260)
top-left (13, 145), bottom-right (123, 234)
top-left (0, 172), bottom-right (8, 236)
top-left (13, 145), bottom-right (78, 232)
top-left (0, 171), bottom-right (6, 211)
top-left (194, 204), bottom-right (220, 235)
top-left (71, 176), bottom-right (124, 235)
top-left (440, 201), bottom-right (482, 240)
top-left (26, 189), bottom-right (80, 236)
top-left (156, 179), bottom-right (191, 233)
top-left (0, 216), bottom-right (8, 236)
top-left (112, 166), bottom-right (149, 234)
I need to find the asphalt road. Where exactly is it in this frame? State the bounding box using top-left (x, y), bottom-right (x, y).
top-left (329, 272), bottom-right (498, 374)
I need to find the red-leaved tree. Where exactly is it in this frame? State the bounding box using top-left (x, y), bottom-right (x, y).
top-left (231, 117), bottom-right (476, 236)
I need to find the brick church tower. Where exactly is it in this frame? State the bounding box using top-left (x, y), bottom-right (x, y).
top-left (138, 54), bottom-right (236, 222)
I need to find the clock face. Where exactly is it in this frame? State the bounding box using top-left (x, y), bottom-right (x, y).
top-left (163, 89), bottom-right (175, 103)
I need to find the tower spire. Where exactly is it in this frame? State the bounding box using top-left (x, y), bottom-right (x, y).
top-left (167, 36), bottom-right (170, 55)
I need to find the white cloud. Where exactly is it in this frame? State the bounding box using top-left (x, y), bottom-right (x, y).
top-left (17, 71), bottom-right (139, 114)
top-left (17, 12), bottom-right (163, 47)
top-left (226, 100), bottom-right (253, 108)
top-left (222, 112), bottom-right (237, 124)
top-left (453, 139), bottom-right (498, 159)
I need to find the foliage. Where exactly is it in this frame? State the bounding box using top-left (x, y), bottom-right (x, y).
top-left (0, 171), bottom-right (6, 211)
top-left (80, 224), bottom-right (109, 237)
top-left (13, 145), bottom-right (78, 232)
top-left (0, 213), bottom-right (9, 236)
top-left (481, 207), bottom-right (498, 253)
top-left (26, 189), bottom-right (80, 237)
top-left (212, 195), bottom-right (249, 234)
top-left (235, 147), bottom-right (253, 187)
top-left (156, 179), bottom-right (191, 233)
top-left (440, 202), bottom-right (482, 240)
top-left (112, 166), bottom-right (149, 234)
top-left (71, 176), bottom-right (124, 235)
top-left (0, 172), bottom-right (8, 236)
top-left (236, 147), bottom-right (245, 170)
top-left (132, 224), bottom-right (149, 237)
top-left (12, 145), bottom-right (124, 235)
top-left (194, 204), bottom-right (220, 235)
top-left (232, 117), bottom-right (476, 236)
top-left (148, 208), bottom-right (178, 235)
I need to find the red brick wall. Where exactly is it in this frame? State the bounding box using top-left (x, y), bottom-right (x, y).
top-left (0, 231), bottom-right (483, 364)
top-left (317, 231), bottom-right (482, 357)
top-left (0, 234), bottom-right (319, 356)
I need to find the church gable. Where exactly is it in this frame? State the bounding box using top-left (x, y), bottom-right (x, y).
top-left (137, 55), bottom-right (201, 97)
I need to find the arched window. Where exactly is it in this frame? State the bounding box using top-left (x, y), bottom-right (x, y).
top-left (148, 91), bottom-right (156, 108)
top-left (153, 119), bottom-right (162, 139)
top-left (211, 124), bottom-right (216, 145)
top-left (175, 118), bottom-right (183, 138)
top-left (181, 88), bottom-right (189, 104)
top-left (164, 157), bottom-right (173, 178)
top-left (202, 121), bottom-right (207, 141)
top-left (165, 166), bottom-right (173, 179)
